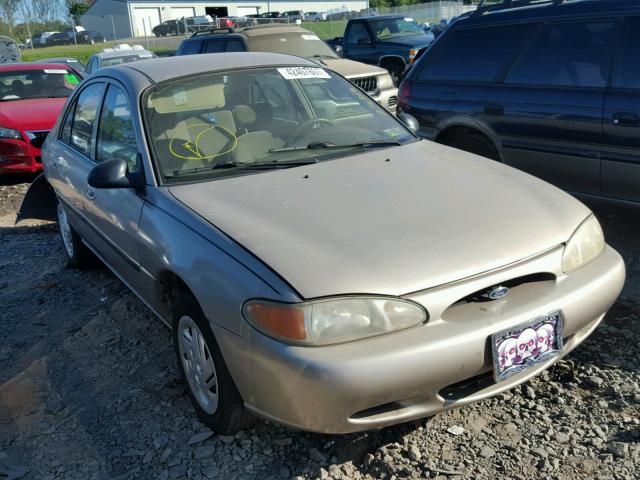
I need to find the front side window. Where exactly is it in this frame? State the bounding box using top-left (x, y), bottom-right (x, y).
top-left (96, 85), bottom-right (139, 170)
top-left (418, 24), bottom-right (534, 82)
top-left (613, 18), bottom-right (640, 89)
top-left (369, 18), bottom-right (423, 41)
top-left (0, 68), bottom-right (80, 101)
top-left (69, 83), bottom-right (105, 157)
top-left (144, 67), bottom-right (414, 183)
top-left (506, 21), bottom-right (617, 88)
top-left (345, 23), bottom-right (371, 45)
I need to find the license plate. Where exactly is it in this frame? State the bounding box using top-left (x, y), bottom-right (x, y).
top-left (491, 311), bottom-right (563, 382)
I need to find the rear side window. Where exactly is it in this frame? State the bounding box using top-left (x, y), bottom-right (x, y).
top-left (204, 40), bottom-right (226, 53)
top-left (68, 83), bottom-right (105, 157)
top-left (178, 40), bottom-right (202, 55)
top-left (226, 39), bottom-right (244, 52)
top-left (613, 18), bottom-right (640, 89)
top-left (417, 24), bottom-right (534, 82)
top-left (506, 21), bottom-right (617, 88)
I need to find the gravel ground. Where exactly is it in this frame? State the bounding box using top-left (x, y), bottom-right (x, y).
top-left (0, 180), bottom-right (638, 480)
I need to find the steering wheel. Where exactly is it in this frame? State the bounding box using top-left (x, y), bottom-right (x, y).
top-left (287, 118), bottom-right (333, 146)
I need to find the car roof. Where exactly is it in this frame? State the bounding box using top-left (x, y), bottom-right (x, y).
top-left (455, 0), bottom-right (640, 27)
top-left (354, 14), bottom-right (412, 20)
top-left (95, 49), bottom-right (154, 59)
top-left (0, 62), bottom-right (71, 71)
top-left (102, 52), bottom-right (317, 84)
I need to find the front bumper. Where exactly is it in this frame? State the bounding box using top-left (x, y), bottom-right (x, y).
top-left (217, 245), bottom-right (624, 433)
top-left (0, 139), bottom-right (42, 174)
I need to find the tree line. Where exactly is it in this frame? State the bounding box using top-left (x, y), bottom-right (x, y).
top-left (0, 0), bottom-right (89, 41)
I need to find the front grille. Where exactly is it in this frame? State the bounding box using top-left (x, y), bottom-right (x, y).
top-left (388, 96), bottom-right (397, 107)
top-left (351, 76), bottom-right (378, 93)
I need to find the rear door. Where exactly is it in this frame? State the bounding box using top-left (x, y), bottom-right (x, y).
top-left (500, 20), bottom-right (618, 195)
top-left (601, 17), bottom-right (640, 203)
top-left (48, 81), bottom-right (106, 240)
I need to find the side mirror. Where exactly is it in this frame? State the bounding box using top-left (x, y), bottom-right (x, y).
top-left (30, 134), bottom-right (47, 149)
top-left (88, 158), bottom-right (141, 189)
top-left (398, 113), bottom-right (419, 135)
top-left (334, 45), bottom-right (343, 57)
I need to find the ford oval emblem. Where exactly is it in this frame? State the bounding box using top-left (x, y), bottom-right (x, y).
top-left (488, 286), bottom-right (510, 300)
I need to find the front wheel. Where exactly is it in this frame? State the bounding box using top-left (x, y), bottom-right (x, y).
top-left (173, 295), bottom-right (253, 434)
top-left (56, 200), bottom-right (94, 268)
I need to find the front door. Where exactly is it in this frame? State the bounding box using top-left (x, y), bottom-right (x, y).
top-left (601, 17), bottom-right (640, 204)
top-left (81, 82), bottom-right (146, 291)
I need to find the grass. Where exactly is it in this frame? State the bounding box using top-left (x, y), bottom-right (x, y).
top-left (300, 20), bottom-right (347, 40)
top-left (20, 44), bottom-right (175, 64)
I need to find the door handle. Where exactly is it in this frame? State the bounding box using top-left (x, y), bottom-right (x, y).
top-left (86, 187), bottom-right (96, 201)
top-left (612, 112), bottom-right (639, 126)
top-left (484, 104), bottom-right (504, 116)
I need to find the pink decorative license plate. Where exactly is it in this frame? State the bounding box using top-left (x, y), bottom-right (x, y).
top-left (491, 311), bottom-right (563, 382)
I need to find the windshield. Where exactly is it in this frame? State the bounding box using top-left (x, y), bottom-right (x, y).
top-left (144, 66), bottom-right (415, 183)
top-left (0, 68), bottom-right (80, 101)
top-left (370, 18), bottom-right (424, 40)
top-left (247, 32), bottom-right (338, 59)
top-left (102, 53), bottom-right (155, 67)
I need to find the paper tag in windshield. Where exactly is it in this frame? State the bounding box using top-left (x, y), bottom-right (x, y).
top-left (64, 74), bottom-right (79, 85)
top-left (278, 67), bottom-right (330, 80)
top-left (173, 87), bottom-right (188, 105)
top-left (302, 34), bottom-right (320, 40)
top-left (139, 53), bottom-right (153, 58)
top-left (44, 69), bottom-right (67, 74)
top-left (404, 17), bottom-right (414, 22)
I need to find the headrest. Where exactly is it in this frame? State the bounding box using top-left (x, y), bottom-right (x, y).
top-left (234, 105), bottom-right (256, 126)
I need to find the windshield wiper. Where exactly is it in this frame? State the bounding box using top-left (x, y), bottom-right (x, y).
top-left (270, 139), bottom-right (402, 153)
top-left (166, 159), bottom-right (318, 177)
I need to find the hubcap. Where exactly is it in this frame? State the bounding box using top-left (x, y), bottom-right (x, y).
top-left (178, 316), bottom-right (219, 414)
top-left (57, 203), bottom-right (74, 258)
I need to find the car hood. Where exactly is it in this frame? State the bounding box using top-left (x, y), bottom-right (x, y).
top-left (319, 57), bottom-right (387, 78)
top-left (379, 34), bottom-right (433, 49)
top-left (169, 141), bottom-right (590, 299)
top-left (0, 98), bottom-right (67, 132)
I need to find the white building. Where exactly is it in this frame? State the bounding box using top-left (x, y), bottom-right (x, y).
top-left (80, 0), bottom-right (368, 40)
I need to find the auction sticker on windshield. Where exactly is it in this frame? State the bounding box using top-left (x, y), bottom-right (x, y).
top-left (278, 67), bottom-right (330, 80)
top-left (44, 69), bottom-right (68, 74)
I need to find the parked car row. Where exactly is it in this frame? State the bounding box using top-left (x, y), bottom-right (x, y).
top-left (177, 24), bottom-right (399, 112)
top-left (2, 0), bottom-right (632, 441)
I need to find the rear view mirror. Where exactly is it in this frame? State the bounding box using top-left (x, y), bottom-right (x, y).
top-left (397, 113), bottom-right (419, 135)
top-left (88, 158), bottom-right (142, 189)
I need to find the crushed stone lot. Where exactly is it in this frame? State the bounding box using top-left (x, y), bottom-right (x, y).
top-left (1, 179), bottom-right (639, 480)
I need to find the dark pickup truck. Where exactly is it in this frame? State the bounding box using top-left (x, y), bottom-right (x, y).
top-left (326, 15), bottom-right (434, 84)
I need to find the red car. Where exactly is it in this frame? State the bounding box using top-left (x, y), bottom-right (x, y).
top-left (0, 63), bottom-right (81, 174)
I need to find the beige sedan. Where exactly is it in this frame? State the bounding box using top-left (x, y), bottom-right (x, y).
top-left (32, 52), bottom-right (625, 434)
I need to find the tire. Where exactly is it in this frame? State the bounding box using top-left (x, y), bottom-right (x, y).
top-left (56, 200), bottom-right (94, 269)
top-left (173, 295), bottom-right (253, 434)
top-left (449, 132), bottom-right (500, 161)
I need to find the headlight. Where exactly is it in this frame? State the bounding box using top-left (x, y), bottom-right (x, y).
top-left (562, 215), bottom-right (605, 273)
top-left (243, 297), bottom-right (427, 346)
top-left (0, 127), bottom-right (22, 140)
top-left (377, 73), bottom-right (394, 90)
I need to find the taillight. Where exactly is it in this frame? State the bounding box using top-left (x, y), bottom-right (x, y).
top-left (398, 80), bottom-right (411, 113)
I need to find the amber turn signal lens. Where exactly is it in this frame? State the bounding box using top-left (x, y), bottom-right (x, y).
top-left (409, 49), bottom-right (417, 64)
top-left (245, 303), bottom-right (307, 341)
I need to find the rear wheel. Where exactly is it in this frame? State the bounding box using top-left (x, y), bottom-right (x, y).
top-left (448, 131), bottom-right (499, 161)
top-left (173, 295), bottom-right (253, 434)
top-left (56, 200), bottom-right (94, 268)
